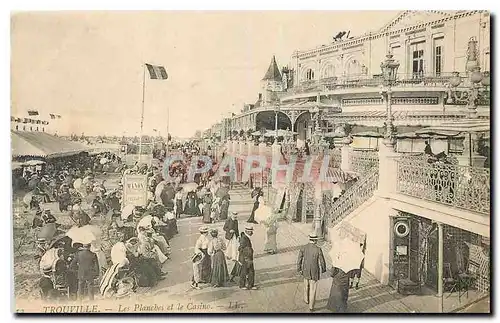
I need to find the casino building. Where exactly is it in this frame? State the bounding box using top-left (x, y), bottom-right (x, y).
top-left (204, 11), bottom-right (490, 312)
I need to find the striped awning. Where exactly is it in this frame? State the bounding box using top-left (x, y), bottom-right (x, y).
top-left (416, 119), bottom-right (491, 136)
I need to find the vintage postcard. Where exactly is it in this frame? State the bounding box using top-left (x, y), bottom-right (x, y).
top-left (11, 10), bottom-right (490, 314)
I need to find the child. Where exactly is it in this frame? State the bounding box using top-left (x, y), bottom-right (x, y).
top-left (190, 251), bottom-right (204, 290)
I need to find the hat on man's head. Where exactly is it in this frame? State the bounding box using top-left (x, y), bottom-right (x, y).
top-left (199, 226), bottom-right (209, 233)
top-left (231, 211), bottom-right (238, 215)
top-left (245, 226), bottom-right (254, 232)
top-left (308, 233), bottom-right (319, 240)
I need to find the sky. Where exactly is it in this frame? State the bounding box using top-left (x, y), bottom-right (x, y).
top-left (11, 11), bottom-right (397, 137)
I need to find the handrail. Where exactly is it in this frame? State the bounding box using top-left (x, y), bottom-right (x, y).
top-left (324, 167), bottom-right (379, 227)
top-left (396, 158), bottom-right (490, 215)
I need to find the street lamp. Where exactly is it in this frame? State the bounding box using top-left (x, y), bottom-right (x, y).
top-left (274, 101), bottom-right (281, 144)
top-left (446, 38), bottom-right (490, 119)
top-left (380, 50), bottom-right (400, 148)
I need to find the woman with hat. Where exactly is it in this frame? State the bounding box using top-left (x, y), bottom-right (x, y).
top-left (208, 229), bottom-right (229, 287)
top-left (219, 193), bottom-right (230, 221)
top-left (194, 226), bottom-right (211, 283)
top-left (223, 212), bottom-right (239, 262)
top-left (201, 192), bottom-right (213, 224)
top-left (174, 187), bottom-right (184, 219)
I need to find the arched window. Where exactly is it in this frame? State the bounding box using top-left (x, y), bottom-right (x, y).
top-left (30, 126), bottom-right (33, 131)
top-left (23, 126), bottom-right (26, 131)
top-left (36, 127), bottom-right (39, 131)
top-left (322, 64), bottom-right (335, 79)
top-left (306, 68), bottom-right (315, 81)
top-left (346, 59), bottom-right (362, 78)
top-left (42, 127), bottom-right (45, 132)
top-left (15, 125), bottom-right (18, 131)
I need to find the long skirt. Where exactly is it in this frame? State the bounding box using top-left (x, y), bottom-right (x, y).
top-left (211, 250), bottom-right (229, 287)
top-left (175, 199), bottom-right (183, 218)
top-left (264, 230), bottom-right (278, 253)
top-left (184, 199), bottom-right (200, 216)
top-left (326, 277), bottom-right (350, 313)
top-left (200, 248), bottom-right (212, 283)
top-left (226, 236), bottom-right (239, 261)
top-left (220, 203), bottom-right (229, 221)
top-left (202, 204), bottom-right (212, 223)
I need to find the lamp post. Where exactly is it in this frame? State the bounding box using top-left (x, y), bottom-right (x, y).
top-left (274, 101), bottom-right (281, 144)
top-left (446, 37), bottom-right (490, 167)
top-left (446, 38), bottom-right (490, 119)
top-left (380, 50), bottom-right (400, 148)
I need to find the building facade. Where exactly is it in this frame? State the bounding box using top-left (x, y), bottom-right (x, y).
top-left (209, 10), bottom-right (489, 151)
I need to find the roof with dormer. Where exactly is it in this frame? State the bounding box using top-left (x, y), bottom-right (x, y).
top-left (262, 55), bottom-right (282, 82)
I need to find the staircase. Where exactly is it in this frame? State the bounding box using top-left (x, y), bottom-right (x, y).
top-left (324, 167), bottom-right (379, 228)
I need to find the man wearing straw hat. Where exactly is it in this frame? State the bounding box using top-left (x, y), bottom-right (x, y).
top-left (239, 226), bottom-right (257, 290)
top-left (297, 233), bottom-right (326, 312)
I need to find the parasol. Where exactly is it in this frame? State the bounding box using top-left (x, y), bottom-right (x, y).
top-left (328, 238), bottom-right (365, 274)
top-left (23, 192), bottom-right (33, 206)
top-left (73, 178), bottom-right (83, 190)
top-left (215, 186), bottom-right (230, 198)
top-left (121, 204), bottom-right (135, 221)
top-left (323, 131), bottom-right (345, 138)
top-left (183, 182), bottom-right (199, 193)
top-left (254, 203), bottom-right (273, 223)
top-left (66, 225), bottom-right (101, 245)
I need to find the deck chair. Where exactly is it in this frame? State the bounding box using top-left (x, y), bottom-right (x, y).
top-left (457, 261), bottom-right (479, 300)
top-left (443, 263), bottom-right (460, 299)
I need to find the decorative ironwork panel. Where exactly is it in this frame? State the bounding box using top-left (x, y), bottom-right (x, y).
top-left (342, 98), bottom-right (383, 106)
top-left (329, 149), bottom-right (342, 168)
top-left (349, 150), bottom-right (379, 175)
top-left (392, 97), bottom-right (439, 105)
top-left (323, 168), bottom-right (379, 227)
top-left (396, 158), bottom-right (490, 215)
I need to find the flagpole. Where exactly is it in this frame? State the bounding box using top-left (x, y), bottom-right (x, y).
top-left (166, 104), bottom-right (170, 157)
top-left (139, 63), bottom-right (146, 164)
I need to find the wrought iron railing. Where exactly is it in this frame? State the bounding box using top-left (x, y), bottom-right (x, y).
top-left (286, 72), bottom-right (467, 95)
top-left (324, 167), bottom-right (379, 227)
top-left (396, 157), bottom-right (490, 215)
top-left (348, 150), bottom-right (379, 175)
top-left (328, 149), bottom-right (342, 168)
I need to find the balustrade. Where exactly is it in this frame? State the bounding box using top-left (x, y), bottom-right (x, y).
top-left (348, 150), bottom-right (379, 175)
top-left (287, 72), bottom-right (465, 95)
top-left (396, 156), bottom-right (490, 215)
top-left (324, 168), bottom-right (379, 227)
top-left (329, 149), bottom-right (342, 168)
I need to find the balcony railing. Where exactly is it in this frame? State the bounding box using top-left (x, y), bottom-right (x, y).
top-left (348, 150), bottom-right (379, 175)
top-left (396, 156), bottom-right (490, 215)
top-left (287, 72), bottom-right (466, 95)
top-left (324, 167), bottom-right (379, 227)
top-left (329, 149), bottom-right (342, 168)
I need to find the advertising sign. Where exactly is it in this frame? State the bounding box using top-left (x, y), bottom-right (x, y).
top-left (122, 174), bottom-right (148, 207)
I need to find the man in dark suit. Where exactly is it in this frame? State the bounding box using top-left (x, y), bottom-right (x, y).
top-left (239, 226), bottom-right (257, 290)
top-left (297, 233), bottom-right (326, 312)
top-left (70, 243), bottom-right (99, 300)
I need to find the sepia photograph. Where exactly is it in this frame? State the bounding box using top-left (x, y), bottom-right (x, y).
top-left (10, 8), bottom-right (491, 314)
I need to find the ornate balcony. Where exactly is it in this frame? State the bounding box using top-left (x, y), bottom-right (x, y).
top-left (348, 149), bottom-right (379, 175)
top-left (396, 155), bottom-right (490, 215)
top-left (286, 72), bottom-right (467, 95)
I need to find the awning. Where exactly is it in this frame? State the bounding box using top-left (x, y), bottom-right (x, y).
top-left (415, 119), bottom-right (491, 137)
top-left (11, 131), bottom-right (91, 158)
top-left (352, 131), bottom-right (383, 138)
